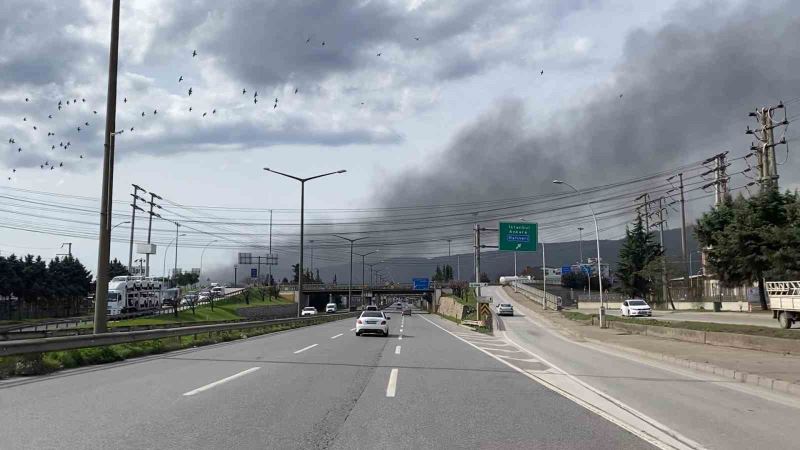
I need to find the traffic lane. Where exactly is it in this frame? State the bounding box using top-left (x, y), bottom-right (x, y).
top-left (606, 309), bottom-right (784, 328)
top-left (0, 316), bottom-right (365, 449)
top-left (490, 287), bottom-right (800, 450)
top-left (330, 311), bottom-right (653, 450)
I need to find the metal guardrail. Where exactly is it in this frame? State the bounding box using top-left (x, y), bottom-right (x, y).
top-left (512, 282), bottom-right (562, 310)
top-left (0, 311), bottom-right (359, 357)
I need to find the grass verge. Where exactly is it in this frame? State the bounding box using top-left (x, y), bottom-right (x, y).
top-left (0, 315), bottom-right (349, 379)
top-left (561, 311), bottom-right (799, 340)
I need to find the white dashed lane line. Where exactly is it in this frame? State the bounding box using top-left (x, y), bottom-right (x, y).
top-left (293, 344), bottom-right (318, 354)
top-left (386, 368), bottom-right (399, 397)
top-left (182, 367), bottom-right (260, 397)
top-left (331, 333), bottom-right (343, 339)
top-left (395, 345), bottom-right (401, 355)
top-left (350, 328), bottom-right (356, 331)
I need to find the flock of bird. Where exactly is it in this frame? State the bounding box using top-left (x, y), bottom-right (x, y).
top-left (4, 34), bottom-right (573, 183)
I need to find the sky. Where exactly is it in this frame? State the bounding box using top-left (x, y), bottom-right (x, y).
top-left (1, 0), bottom-right (798, 282)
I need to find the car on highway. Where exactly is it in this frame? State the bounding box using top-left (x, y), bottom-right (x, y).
top-left (198, 291), bottom-right (211, 301)
top-left (301, 307), bottom-right (317, 316)
top-left (180, 294), bottom-right (198, 306)
top-left (496, 303), bottom-right (514, 316)
top-left (365, 305), bottom-right (378, 311)
top-left (402, 306), bottom-right (412, 316)
top-left (325, 303), bottom-right (337, 313)
top-left (355, 311), bottom-right (390, 336)
top-left (621, 299), bottom-right (652, 317)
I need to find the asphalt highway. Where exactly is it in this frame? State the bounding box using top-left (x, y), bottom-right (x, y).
top-left (1, 306), bottom-right (652, 450)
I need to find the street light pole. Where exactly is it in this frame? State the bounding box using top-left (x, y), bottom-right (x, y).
top-left (264, 168), bottom-right (346, 314)
top-left (199, 239), bottom-right (218, 282)
top-left (334, 235), bottom-right (367, 309)
top-left (554, 180), bottom-right (605, 328)
top-left (577, 227), bottom-right (584, 263)
top-left (162, 233), bottom-right (186, 282)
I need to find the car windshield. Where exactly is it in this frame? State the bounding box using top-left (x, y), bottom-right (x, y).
top-left (629, 300), bottom-right (647, 306)
top-left (361, 312), bottom-right (383, 318)
top-left (303, 307), bottom-right (315, 311)
top-left (500, 304), bottom-right (512, 307)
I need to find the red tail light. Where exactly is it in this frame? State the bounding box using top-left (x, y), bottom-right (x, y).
top-left (381, 320), bottom-right (387, 325)
top-left (357, 319), bottom-right (362, 324)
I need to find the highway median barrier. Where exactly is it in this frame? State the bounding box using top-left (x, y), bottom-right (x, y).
top-left (0, 312), bottom-right (358, 379)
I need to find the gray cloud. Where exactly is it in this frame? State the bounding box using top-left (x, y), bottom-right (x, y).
top-left (376, 1), bottom-right (800, 211)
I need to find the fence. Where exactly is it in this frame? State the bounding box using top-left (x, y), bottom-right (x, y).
top-left (511, 282), bottom-right (562, 310)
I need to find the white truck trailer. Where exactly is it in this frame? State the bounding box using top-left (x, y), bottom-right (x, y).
top-left (766, 281), bottom-right (800, 329)
top-left (107, 276), bottom-right (164, 316)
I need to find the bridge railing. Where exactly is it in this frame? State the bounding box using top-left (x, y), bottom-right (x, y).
top-left (511, 282), bottom-right (562, 310)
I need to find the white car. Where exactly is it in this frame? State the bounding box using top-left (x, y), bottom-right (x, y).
top-left (496, 303), bottom-right (514, 316)
top-left (355, 311), bottom-right (390, 336)
top-left (325, 303), bottom-right (337, 313)
top-left (301, 307), bottom-right (318, 316)
top-left (621, 299), bottom-right (652, 317)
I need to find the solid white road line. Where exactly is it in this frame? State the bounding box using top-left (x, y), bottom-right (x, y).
top-left (331, 333), bottom-right (343, 339)
top-left (386, 368), bottom-right (399, 397)
top-left (182, 367), bottom-right (260, 397)
top-left (395, 345), bottom-right (401, 355)
top-left (293, 344), bottom-right (318, 354)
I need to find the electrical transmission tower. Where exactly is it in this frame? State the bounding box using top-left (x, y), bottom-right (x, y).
top-left (746, 102), bottom-right (791, 191)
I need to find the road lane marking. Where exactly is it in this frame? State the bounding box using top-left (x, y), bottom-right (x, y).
top-left (419, 314), bottom-right (704, 450)
top-left (398, 335), bottom-right (402, 340)
top-left (395, 345), bottom-right (401, 354)
top-left (386, 368), bottom-right (399, 397)
top-left (331, 333), bottom-right (343, 339)
top-left (350, 328), bottom-right (356, 331)
top-left (399, 328), bottom-right (403, 333)
top-left (183, 367), bottom-right (260, 396)
top-left (293, 344), bottom-right (318, 354)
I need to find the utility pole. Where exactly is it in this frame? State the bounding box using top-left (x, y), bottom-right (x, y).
top-left (268, 209), bottom-right (273, 286)
top-left (747, 102), bottom-right (789, 191)
top-left (173, 222), bottom-right (180, 284)
top-left (679, 173), bottom-right (689, 296)
top-left (93, 0), bottom-right (121, 334)
top-left (577, 227), bottom-right (584, 264)
top-left (145, 191), bottom-right (162, 277)
top-left (127, 184), bottom-right (145, 271)
top-left (655, 197), bottom-right (674, 310)
top-left (60, 242), bottom-right (73, 257)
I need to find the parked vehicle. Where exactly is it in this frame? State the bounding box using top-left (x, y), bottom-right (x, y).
top-left (766, 281), bottom-right (800, 329)
top-left (301, 307), bottom-right (317, 316)
top-left (496, 303), bottom-right (514, 316)
top-left (355, 311), bottom-right (390, 336)
top-left (106, 276), bottom-right (163, 316)
top-left (325, 303), bottom-right (337, 313)
top-left (621, 299), bottom-right (652, 317)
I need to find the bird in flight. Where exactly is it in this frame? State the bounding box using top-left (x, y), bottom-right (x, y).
top-left (48, 114), bottom-right (52, 119)
top-left (273, 103), bottom-right (277, 110)
top-left (84, 122), bottom-right (89, 126)
top-left (52, 145), bottom-right (55, 150)
top-left (18, 147), bottom-right (21, 152)
top-left (23, 117), bottom-right (26, 121)
top-left (619, 94), bottom-right (623, 98)
top-left (192, 50), bottom-right (197, 57)
top-left (153, 109), bottom-right (157, 115)
top-left (188, 88), bottom-right (193, 96)
top-left (321, 41), bottom-right (325, 46)
top-left (189, 106), bottom-right (193, 112)
top-left (93, 110), bottom-right (97, 114)
top-left (58, 105), bottom-right (62, 110)
top-left (202, 112), bottom-right (207, 117)
top-left (254, 91), bottom-right (258, 98)
top-left (294, 88), bottom-right (299, 94)
top-left (540, 70), bottom-right (544, 75)
top-left (142, 112), bottom-right (146, 117)
top-left (40, 165), bottom-right (44, 169)
top-left (242, 88), bottom-right (246, 95)
top-left (212, 109), bottom-right (216, 114)
top-left (130, 127), bottom-right (134, 132)
top-left (66, 100), bottom-right (70, 105)
top-left (414, 37), bottom-right (420, 41)
top-left (274, 97), bottom-right (278, 103)
top-left (50, 166), bottom-right (54, 171)
top-left (254, 98), bottom-right (258, 104)
top-left (377, 52), bottom-right (382, 56)
top-left (25, 97), bottom-right (29, 102)
top-left (9, 138), bottom-right (15, 144)
top-left (124, 97), bottom-right (127, 103)
top-left (306, 37), bottom-right (311, 43)
top-left (82, 98), bottom-right (86, 103)
top-left (80, 155), bottom-right (83, 159)
top-left (178, 76), bottom-right (183, 82)
top-left (59, 162), bottom-right (63, 167)
top-left (33, 126), bottom-right (37, 130)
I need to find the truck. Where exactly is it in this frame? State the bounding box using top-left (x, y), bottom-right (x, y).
top-left (106, 276), bottom-right (164, 316)
top-left (766, 281), bottom-right (800, 329)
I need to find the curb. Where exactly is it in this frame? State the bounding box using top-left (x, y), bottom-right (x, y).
top-left (580, 335), bottom-right (800, 399)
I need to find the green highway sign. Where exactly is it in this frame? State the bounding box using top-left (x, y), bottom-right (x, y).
top-left (498, 222), bottom-right (538, 252)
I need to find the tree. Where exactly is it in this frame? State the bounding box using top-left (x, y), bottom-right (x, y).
top-left (479, 272), bottom-right (490, 283)
top-left (561, 272), bottom-right (586, 289)
top-left (433, 265), bottom-right (443, 282)
top-left (696, 189), bottom-right (800, 309)
top-left (315, 269), bottom-right (321, 283)
top-left (442, 264), bottom-right (454, 281)
top-left (174, 272), bottom-right (199, 287)
top-left (616, 216), bottom-right (662, 298)
top-left (281, 277), bottom-right (289, 284)
top-left (333, 273), bottom-right (337, 285)
top-left (108, 258), bottom-right (129, 278)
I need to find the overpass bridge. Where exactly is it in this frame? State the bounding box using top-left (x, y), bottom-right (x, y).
top-left (279, 283), bottom-right (438, 310)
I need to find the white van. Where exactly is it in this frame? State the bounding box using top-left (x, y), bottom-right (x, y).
top-left (325, 303), bottom-right (337, 313)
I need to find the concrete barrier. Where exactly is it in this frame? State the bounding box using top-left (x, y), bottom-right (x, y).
top-left (579, 300), bottom-right (754, 312)
top-left (605, 320), bottom-right (800, 354)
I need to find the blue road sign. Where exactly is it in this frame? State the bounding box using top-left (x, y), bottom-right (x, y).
top-left (561, 265), bottom-right (572, 275)
top-left (581, 265), bottom-right (592, 275)
top-left (250, 268), bottom-right (258, 278)
top-left (412, 278), bottom-right (430, 290)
